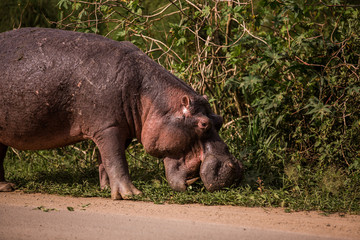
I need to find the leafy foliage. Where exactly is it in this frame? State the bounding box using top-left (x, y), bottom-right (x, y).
top-left (2, 0), bottom-right (360, 212)
top-left (0, 0), bottom-right (58, 32)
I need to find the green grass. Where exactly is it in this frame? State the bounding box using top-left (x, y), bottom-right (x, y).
top-left (4, 140), bottom-right (360, 214)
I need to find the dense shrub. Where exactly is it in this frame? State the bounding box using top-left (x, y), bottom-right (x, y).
top-left (0, 0), bottom-right (58, 32)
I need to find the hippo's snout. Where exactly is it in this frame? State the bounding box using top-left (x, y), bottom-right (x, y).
top-left (200, 154), bottom-right (243, 192)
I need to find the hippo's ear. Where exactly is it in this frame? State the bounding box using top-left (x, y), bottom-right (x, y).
top-left (181, 95), bottom-right (190, 108)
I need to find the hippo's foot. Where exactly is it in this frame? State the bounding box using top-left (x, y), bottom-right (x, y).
top-left (0, 182), bottom-right (16, 192)
top-left (111, 181), bottom-right (142, 200)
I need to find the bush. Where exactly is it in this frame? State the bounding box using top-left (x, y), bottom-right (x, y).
top-left (0, 0), bottom-right (58, 32)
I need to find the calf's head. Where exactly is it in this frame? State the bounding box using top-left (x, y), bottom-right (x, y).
top-left (141, 94), bottom-right (243, 192)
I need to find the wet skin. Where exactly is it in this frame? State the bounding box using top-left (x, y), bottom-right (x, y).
top-left (0, 28), bottom-right (243, 199)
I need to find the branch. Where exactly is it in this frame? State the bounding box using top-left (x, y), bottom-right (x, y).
top-left (241, 21), bottom-right (270, 48)
top-left (295, 56), bottom-right (325, 68)
top-left (134, 34), bottom-right (183, 62)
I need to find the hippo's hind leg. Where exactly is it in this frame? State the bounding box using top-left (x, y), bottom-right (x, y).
top-left (97, 150), bottom-right (110, 190)
top-left (0, 143), bottom-right (15, 192)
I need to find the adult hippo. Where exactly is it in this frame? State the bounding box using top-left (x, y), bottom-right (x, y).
top-left (0, 28), bottom-right (243, 199)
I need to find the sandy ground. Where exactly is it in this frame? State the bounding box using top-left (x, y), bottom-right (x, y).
top-left (0, 191), bottom-right (359, 240)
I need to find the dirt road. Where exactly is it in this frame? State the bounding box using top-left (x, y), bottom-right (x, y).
top-left (0, 192), bottom-right (359, 240)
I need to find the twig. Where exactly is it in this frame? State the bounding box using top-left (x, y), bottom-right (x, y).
top-left (241, 21), bottom-right (270, 48)
top-left (134, 34), bottom-right (183, 62)
top-left (295, 56), bottom-right (325, 67)
top-left (11, 148), bottom-right (23, 161)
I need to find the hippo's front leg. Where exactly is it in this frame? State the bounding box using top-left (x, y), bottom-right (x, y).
top-left (93, 127), bottom-right (141, 200)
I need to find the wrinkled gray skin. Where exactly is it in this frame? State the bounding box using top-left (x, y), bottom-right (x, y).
top-left (0, 28), bottom-right (243, 199)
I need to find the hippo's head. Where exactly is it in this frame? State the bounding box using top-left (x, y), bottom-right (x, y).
top-left (141, 93), bottom-right (243, 192)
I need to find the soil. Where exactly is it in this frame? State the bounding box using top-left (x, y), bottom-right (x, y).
top-left (0, 191), bottom-right (359, 240)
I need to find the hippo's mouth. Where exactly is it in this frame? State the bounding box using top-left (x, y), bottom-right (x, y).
top-left (185, 177), bottom-right (200, 186)
top-left (164, 153), bottom-right (242, 192)
top-left (163, 154), bottom-right (201, 192)
top-left (164, 131), bottom-right (243, 192)
top-left (199, 154), bottom-right (242, 192)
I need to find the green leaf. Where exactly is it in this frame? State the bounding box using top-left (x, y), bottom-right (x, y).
top-left (57, 0), bottom-right (71, 9)
top-left (176, 37), bottom-right (187, 46)
top-left (241, 75), bottom-right (263, 91)
top-left (201, 5), bottom-right (211, 17)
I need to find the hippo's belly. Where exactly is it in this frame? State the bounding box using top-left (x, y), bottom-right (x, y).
top-left (0, 100), bottom-right (84, 150)
top-left (0, 119), bottom-right (84, 150)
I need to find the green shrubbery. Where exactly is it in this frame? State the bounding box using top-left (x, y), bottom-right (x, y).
top-left (2, 0), bottom-right (360, 212)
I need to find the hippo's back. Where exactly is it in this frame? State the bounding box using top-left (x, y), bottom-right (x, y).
top-left (0, 28), bottom-right (141, 150)
top-left (0, 28), bottom-right (139, 76)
